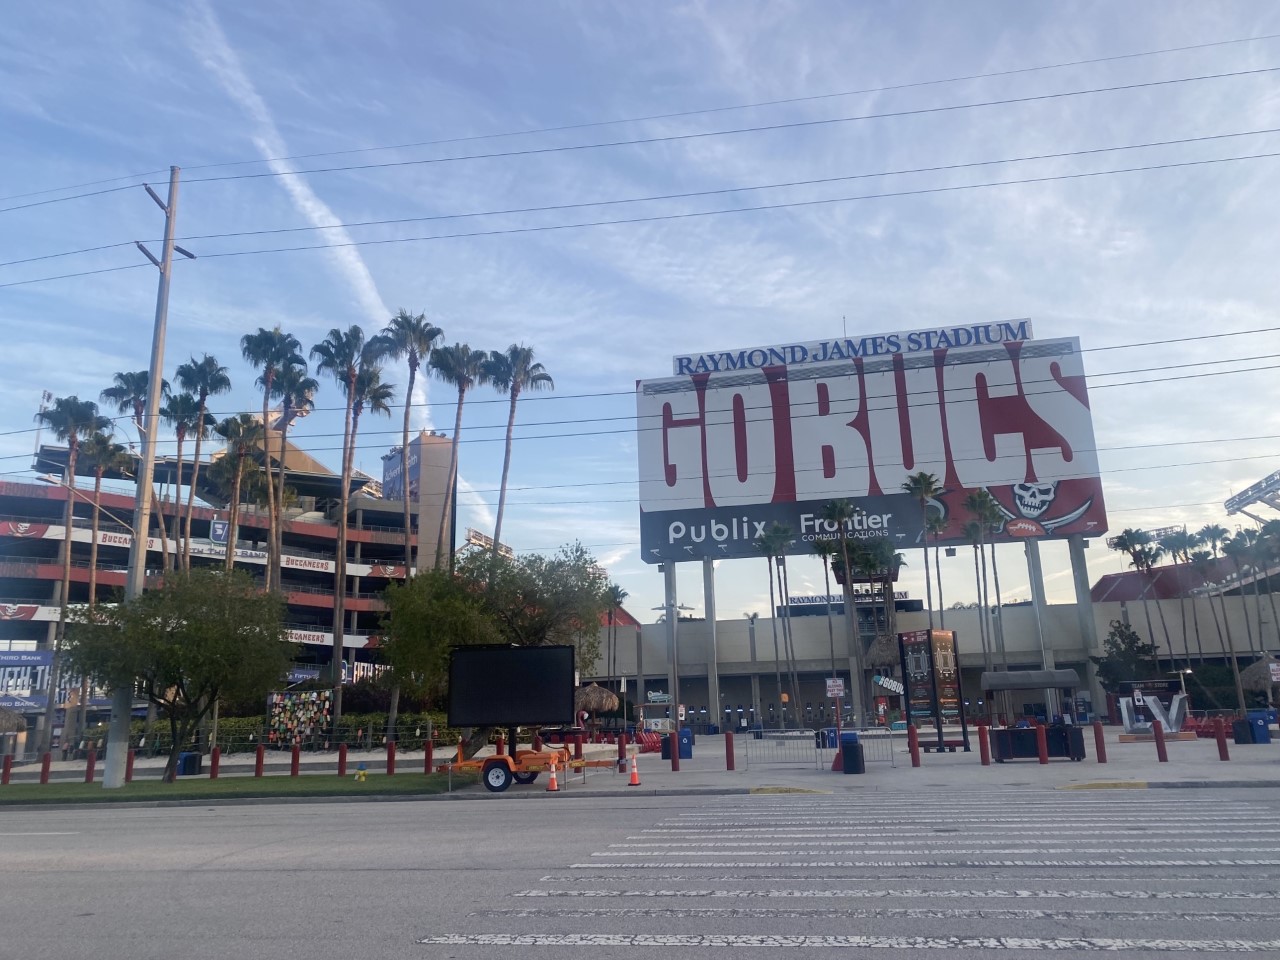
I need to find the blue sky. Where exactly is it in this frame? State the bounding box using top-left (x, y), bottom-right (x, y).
top-left (3, 1), bottom-right (1280, 622)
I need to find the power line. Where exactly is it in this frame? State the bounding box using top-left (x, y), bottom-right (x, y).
top-left (5, 62), bottom-right (1278, 220)
top-left (9, 31), bottom-right (1279, 205)
top-left (180, 65), bottom-right (1280, 187)
top-left (12, 124), bottom-right (1280, 271)
top-left (3, 325), bottom-right (1275, 439)
top-left (0, 262), bottom-right (150, 290)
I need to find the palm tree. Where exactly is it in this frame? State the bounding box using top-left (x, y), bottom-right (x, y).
top-left (1187, 548), bottom-right (1210, 661)
top-left (100, 370), bottom-right (172, 571)
top-left (1260, 519), bottom-right (1280, 647)
top-left (963, 491), bottom-right (998, 667)
top-left (755, 527), bottom-right (789, 729)
top-left (1160, 528), bottom-right (1199, 668)
top-left (212, 414), bottom-right (263, 570)
top-left (1191, 539), bottom-right (1247, 710)
top-left (925, 512), bottom-right (949, 628)
top-left (812, 540), bottom-right (840, 679)
top-left (428, 343), bottom-right (489, 568)
top-left (963, 520), bottom-right (992, 673)
top-left (70, 430), bottom-right (131, 743)
top-left (822, 499), bottom-right (866, 724)
top-left (33, 396), bottom-right (110, 754)
top-left (175, 354), bottom-right (231, 571)
top-left (482, 344), bottom-right (555, 557)
top-left (773, 539), bottom-right (803, 725)
top-left (1223, 531), bottom-right (1259, 655)
top-left (1110, 529), bottom-right (1160, 665)
top-left (159, 393), bottom-right (209, 571)
top-left (242, 327), bottom-right (306, 592)
top-left (311, 325), bottom-right (371, 715)
top-left (373, 309), bottom-right (442, 573)
top-left (902, 472), bottom-right (942, 628)
top-left (270, 363), bottom-right (318, 571)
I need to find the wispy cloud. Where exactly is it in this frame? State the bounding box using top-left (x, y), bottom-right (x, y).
top-left (455, 473), bottom-right (495, 533)
top-left (185, 1), bottom-right (389, 323)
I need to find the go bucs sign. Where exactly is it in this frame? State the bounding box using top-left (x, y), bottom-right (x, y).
top-left (637, 330), bottom-right (1107, 562)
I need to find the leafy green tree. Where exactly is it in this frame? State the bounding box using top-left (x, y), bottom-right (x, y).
top-left (380, 568), bottom-right (498, 709)
top-left (66, 569), bottom-right (292, 781)
top-left (482, 344), bottom-right (554, 556)
top-left (1089, 619), bottom-right (1161, 693)
top-left (175, 354), bottom-right (231, 571)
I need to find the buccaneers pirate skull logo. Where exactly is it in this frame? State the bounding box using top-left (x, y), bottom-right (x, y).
top-left (1012, 481), bottom-right (1058, 519)
top-left (984, 482), bottom-right (1093, 537)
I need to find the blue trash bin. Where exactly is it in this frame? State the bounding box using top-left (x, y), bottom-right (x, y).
top-left (677, 727), bottom-right (693, 759)
top-left (176, 751), bottom-right (202, 776)
top-left (817, 727), bottom-right (839, 748)
top-left (1249, 715), bottom-right (1272, 745)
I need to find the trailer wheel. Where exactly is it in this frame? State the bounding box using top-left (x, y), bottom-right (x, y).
top-left (513, 771), bottom-right (538, 785)
top-left (483, 761), bottom-right (513, 792)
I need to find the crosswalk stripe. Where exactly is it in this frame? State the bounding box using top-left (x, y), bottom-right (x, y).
top-left (473, 906), bottom-right (1276, 921)
top-left (574, 859), bottom-right (1280, 868)
top-left (593, 846), bottom-right (1267, 855)
top-left (542, 873), bottom-right (1276, 882)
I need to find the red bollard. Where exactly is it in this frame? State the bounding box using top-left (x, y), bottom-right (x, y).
top-left (84, 748), bottom-right (97, 783)
top-left (424, 738), bottom-right (434, 774)
top-left (254, 744), bottom-right (265, 777)
top-left (977, 724), bottom-right (991, 766)
top-left (338, 743), bottom-right (348, 777)
top-left (907, 725), bottom-right (921, 768)
top-left (1153, 720), bottom-right (1169, 763)
top-left (125, 749), bottom-right (135, 783)
top-left (1214, 716), bottom-right (1230, 761)
top-left (574, 734), bottom-right (584, 761)
top-left (290, 743), bottom-right (300, 777)
top-left (495, 734), bottom-right (505, 756)
top-left (1035, 722), bottom-right (1049, 765)
top-left (40, 752), bottom-right (51, 784)
top-left (2, 754), bottom-right (12, 785)
top-left (386, 740), bottom-right (396, 776)
top-left (1092, 721), bottom-right (1108, 764)
top-left (725, 730), bottom-right (735, 771)
top-left (209, 747), bottom-right (220, 780)
top-left (669, 731), bottom-right (680, 772)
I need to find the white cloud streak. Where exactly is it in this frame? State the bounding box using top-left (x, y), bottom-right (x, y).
top-left (186, 1), bottom-right (389, 323)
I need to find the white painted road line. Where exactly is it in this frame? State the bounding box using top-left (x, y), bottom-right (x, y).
top-left (516, 887), bottom-right (1280, 900)
top-left (593, 846), bottom-right (1267, 855)
top-left (417, 932), bottom-right (1280, 950)
top-left (574, 858), bottom-right (1280, 868)
top-left (475, 906), bottom-right (1276, 922)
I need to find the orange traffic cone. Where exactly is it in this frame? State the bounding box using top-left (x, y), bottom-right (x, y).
top-left (546, 761), bottom-right (560, 793)
top-left (628, 754), bottom-right (641, 787)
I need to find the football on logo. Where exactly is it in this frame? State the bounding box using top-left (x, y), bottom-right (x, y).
top-left (1005, 518), bottom-right (1045, 537)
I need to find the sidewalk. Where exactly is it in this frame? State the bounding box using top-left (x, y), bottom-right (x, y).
top-left (4, 727), bottom-right (1278, 797)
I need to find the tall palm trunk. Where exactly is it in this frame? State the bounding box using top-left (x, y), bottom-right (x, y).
top-left (399, 359), bottom-right (418, 572)
top-left (435, 386), bottom-right (465, 569)
top-left (971, 545), bottom-right (991, 672)
top-left (1232, 561), bottom-right (1256, 655)
top-left (491, 385), bottom-right (520, 554)
top-left (73, 466), bottom-right (106, 747)
top-left (919, 506), bottom-right (933, 628)
top-left (765, 556), bottom-right (784, 729)
top-left (260, 381), bottom-right (280, 592)
top-left (777, 557), bottom-right (802, 727)
top-left (1191, 592), bottom-right (1205, 661)
top-left (183, 398), bottom-right (208, 572)
top-left (978, 538), bottom-right (994, 669)
top-left (172, 428), bottom-right (186, 571)
top-left (821, 558), bottom-right (837, 678)
top-left (40, 447), bottom-right (79, 754)
top-left (935, 537), bottom-right (946, 630)
top-left (332, 377), bottom-right (356, 722)
top-left (988, 541), bottom-right (1007, 669)
top-left (1211, 589), bottom-right (1246, 711)
top-left (273, 407), bottom-right (298, 585)
top-left (224, 464), bottom-right (243, 571)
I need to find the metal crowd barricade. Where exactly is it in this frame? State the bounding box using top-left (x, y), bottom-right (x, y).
top-left (744, 728), bottom-right (824, 769)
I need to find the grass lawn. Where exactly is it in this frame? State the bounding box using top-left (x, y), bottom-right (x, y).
top-left (0, 771), bottom-right (479, 805)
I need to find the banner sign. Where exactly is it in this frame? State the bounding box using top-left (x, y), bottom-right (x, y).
top-left (1, 652), bottom-right (52, 699)
top-left (638, 334), bottom-right (1107, 562)
top-left (898, 629), bottom-right (969, 749)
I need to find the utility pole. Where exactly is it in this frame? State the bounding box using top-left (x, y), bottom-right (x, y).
top-left (102, 166), bottom-right (194, 789)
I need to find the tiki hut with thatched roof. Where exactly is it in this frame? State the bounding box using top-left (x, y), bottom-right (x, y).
top-left (1240, 656), bottom-right (1280, 705)
top-left (0, 706), bottom-right (24, 735)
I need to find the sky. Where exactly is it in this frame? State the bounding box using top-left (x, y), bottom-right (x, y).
top-left (3, 1), bottom-right (1280, 624)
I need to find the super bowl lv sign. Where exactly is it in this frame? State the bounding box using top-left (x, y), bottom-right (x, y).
top-left (637, 334), bottom-right (1107, 561)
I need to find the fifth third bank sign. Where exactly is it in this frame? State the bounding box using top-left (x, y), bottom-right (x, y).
top-left (636, 323), bottom-right (1107, 562)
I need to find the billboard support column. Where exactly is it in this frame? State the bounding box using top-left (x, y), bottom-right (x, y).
top-left (663, 563), bottom-right (681, 718)
top-left (702, 558), bottom-right (721, 734)
top-left (1068, 535), bottom-right (1098, 653)
top-left (1025, 539), bottom-right (1055, 670)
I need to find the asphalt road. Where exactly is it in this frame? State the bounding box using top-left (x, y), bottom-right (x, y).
top-left (3, 788), bottom-right (1279, 958)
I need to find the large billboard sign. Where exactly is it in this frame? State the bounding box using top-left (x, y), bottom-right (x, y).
top-left (638, 331), bottom-right (1106, 562)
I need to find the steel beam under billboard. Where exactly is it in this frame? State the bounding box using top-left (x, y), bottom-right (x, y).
top-left (637, 335), bottom-right (1107, 562)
